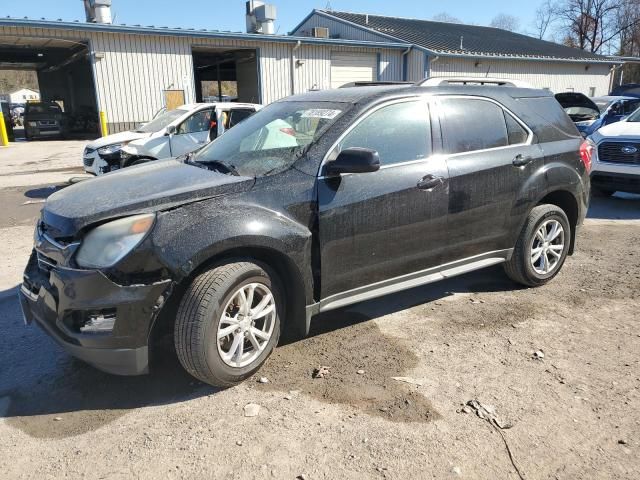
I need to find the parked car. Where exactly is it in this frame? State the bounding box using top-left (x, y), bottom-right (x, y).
top-left (586, 106), bottom-right (640, 195)
top-left (580, 96), bottom-right (640, 136)
top-left (20, 82), bottom-right (590, 386)
top-left (24, 101), bottom-right (67, 140)
top-left (555, 92), bottom-right (602, 136)
top-left (610, 84), bottom-right (640, 98)
top-left (82, 102), bottom-right (261, 175)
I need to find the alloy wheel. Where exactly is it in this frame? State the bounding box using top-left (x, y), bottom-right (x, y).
top-left (216, 283), bottom-right (276, 368)
top-left (530, 219), bottom-right (565, 275)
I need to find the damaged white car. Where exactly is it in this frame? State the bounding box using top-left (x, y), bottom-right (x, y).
top-left (83, 102), bottom-right (261, 175)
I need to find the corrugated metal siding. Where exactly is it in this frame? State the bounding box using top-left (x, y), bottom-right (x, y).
top-left (429, 57), bottom-right (612, 96)
top-left (0, 24), bottom-right (405, 132)
top-left (292, 13), bottom-right (390, 43)
top-left (406, 49), bottom-right (426, 82)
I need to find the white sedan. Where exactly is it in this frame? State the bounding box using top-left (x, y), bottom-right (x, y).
top-left (83, 102), bottom-right (261, 176)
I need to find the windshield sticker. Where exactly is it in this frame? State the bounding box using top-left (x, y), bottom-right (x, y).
top-left (301, 109), bottom-right (341, 120)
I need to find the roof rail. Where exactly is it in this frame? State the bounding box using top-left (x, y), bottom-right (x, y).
top-left (418, 77), bottom-right (534, 88)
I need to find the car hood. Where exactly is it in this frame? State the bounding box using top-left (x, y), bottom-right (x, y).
top-left (594, 120), bottom-right (640, 139)
top-left (555, 92), bottom-right (600, 112)
top-left (43, 160), bottom-right (255, 236)
top-left (86, 130), bottom-right (151, 150)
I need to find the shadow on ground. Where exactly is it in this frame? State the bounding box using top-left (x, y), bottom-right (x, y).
top-left (587, 193), bottom-right (640, 220)
top-left (0, 266), bottom-right (518, 437)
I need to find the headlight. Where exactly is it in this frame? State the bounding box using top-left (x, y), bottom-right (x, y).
top-left (75, 214), bottom-right (155, 268)
top-left (28, 121), bottom-right (37, 127)
top-left (98, 143), bottom-right (126, 156)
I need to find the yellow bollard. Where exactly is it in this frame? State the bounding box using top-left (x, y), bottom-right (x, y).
top-left (100, 111), bottom-right (109, 137)
top-left (0, 113), bottom-right (9, 146)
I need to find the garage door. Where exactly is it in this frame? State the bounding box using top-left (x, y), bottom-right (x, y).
top-left (330, 52), bottom-right (377, 89)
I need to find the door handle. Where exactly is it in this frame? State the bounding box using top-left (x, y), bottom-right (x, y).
top-left (512, 154), bottom-right (533, 167)
top-left (417, 174), bottom-right (445, 191)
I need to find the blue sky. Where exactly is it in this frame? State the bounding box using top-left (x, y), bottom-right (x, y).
top-left (3, 0), bottom-right (541, 34)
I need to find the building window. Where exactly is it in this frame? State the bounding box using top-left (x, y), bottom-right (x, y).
top-left (589, 87), bottom-right (596, 97)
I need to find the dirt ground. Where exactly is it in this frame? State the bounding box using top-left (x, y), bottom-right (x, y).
top-left (0, 141), bottom-right (638, 479)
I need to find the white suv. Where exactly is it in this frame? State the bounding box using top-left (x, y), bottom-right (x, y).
top-left (588, 106), bottom-right (640, 195)
top-left (83, 102), bottom-right (261, 176)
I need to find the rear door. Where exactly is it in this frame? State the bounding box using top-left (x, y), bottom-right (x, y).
top-left (432, 96), bottom-right (543, 262)
top-left (317, 99), bottom-right (449, 299)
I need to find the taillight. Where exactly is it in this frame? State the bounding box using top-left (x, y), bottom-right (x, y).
top-left (280, 127), bottom-right (296, 136)
top-left (579, 140), bottom-right (594, 173)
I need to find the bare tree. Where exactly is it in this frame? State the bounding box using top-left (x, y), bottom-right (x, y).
top-left (432, 12), bottom-right (462, 24)
top-left (533, 0), bottom-right (556, 39)
top-left (490, 13), bottom-right (520, 32)
top-left (554, 0), bottom-right (640, 54)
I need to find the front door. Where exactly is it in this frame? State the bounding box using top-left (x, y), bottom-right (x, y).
top-left (317, 99), bottom-right (449, 299)
top-left (170, 108), bottom-right (215, 157)
top-left (432, 96), bottom-right (544, 262)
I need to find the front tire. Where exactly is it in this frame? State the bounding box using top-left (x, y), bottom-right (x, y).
top-left (504, 204), bottom-right (571, 287)
top-left (174, 261), bottom-right (281, 387)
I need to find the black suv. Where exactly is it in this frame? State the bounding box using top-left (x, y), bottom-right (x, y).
top-left (19, 83), bottom-right (591, 386)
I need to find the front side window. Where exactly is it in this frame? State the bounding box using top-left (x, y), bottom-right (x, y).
top-left (336, 101), bottom-right (431, 166)
top-left (439, 98), bottom-right (509, 154)
top-left (193, 101), bottom-right (346, 177)
top-left (178, 109), bottom-right (214, 134)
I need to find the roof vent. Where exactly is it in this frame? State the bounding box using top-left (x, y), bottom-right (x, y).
top-left (246, 1), bottom-right (277, 35)
top-left (83, 0), bottom-right (113, 24)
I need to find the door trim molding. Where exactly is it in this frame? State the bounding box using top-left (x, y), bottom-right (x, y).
top-left (318, 249), bottom-right (513, 313)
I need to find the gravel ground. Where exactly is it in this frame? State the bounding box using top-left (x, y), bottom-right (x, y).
top-left (0, 141), bottom-right (638, 479)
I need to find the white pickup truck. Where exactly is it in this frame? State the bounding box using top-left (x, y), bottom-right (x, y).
top-left (83, 102), bottom-right (261, 175)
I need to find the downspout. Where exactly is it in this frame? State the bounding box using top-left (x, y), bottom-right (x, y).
top-left (402, 46), bottom-right (412, 81)
top-left (291, 40), bottom-right (301, 95)
top-left (425, 54), bottom-right (439, 80)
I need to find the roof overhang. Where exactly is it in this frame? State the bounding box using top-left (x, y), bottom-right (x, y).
top-left (0, 17), bottom-right (412, 51)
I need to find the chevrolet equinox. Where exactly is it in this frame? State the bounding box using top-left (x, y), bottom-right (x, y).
top-left (20, 82), bottom-right (591, 387)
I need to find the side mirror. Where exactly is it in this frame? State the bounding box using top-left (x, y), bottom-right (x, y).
top-left (325, 148), bottom-right (380, 176)
top-left (166, 125), bottom-right (176, 136)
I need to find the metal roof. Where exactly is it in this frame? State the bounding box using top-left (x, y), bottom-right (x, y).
top-left (0, 17), bottom-right (412, 50)
top-left (313, 10), bottom-right (620, 64)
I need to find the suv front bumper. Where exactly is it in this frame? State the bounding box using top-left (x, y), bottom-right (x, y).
top-left (19, 250), bottom-right (171, 375)
top-left (591, 171), bottom-right (640, 194)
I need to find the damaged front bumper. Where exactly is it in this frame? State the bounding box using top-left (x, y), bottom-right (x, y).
top-left (19, 249), bottom-right (171, 376)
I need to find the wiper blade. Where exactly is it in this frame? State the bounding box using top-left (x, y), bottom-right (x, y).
top-left (206, 160), bottom-right (240, 176)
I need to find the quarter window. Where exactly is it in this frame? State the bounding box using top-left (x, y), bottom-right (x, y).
top-left (504, 111), bottom-right (529, 145)
top-left (337, 101), bottom-right (431, 166)
top-left (439, 98), bottom-right (510, 154)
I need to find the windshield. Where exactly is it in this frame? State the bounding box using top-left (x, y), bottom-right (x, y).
top-left (594, 100), bottom-right (614, 113)
top-left (192, 101), bottom-right (346, 177)
top-left (26, 103), bottom-right (62, 114)
top-left (626, 107), bottom-right (640, 122)
top-left (136, 109), bottom-right (185, 133)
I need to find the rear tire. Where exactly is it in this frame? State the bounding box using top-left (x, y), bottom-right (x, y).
top-left (504, 204), bottom-right (571, 287)
top-left (174, 261), bottom-right (282, 387)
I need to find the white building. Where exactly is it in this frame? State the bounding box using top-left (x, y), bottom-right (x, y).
top-left (292, 10), bottom-right (620, 96)
top-left (3, 88), bottom-right (40, 104)
top-left (0, 4), bottom-right (622, 134)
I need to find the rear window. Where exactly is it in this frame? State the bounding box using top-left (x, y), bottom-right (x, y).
top-left (519, 97), bottom-right (580, 141)
top-left (26, 103), bottom-right (62, 114)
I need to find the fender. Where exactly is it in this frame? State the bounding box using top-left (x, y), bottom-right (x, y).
top-left (508, 160), bottom-right (585, 249)
top-left (151, 201), bottom-right (315, 306)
